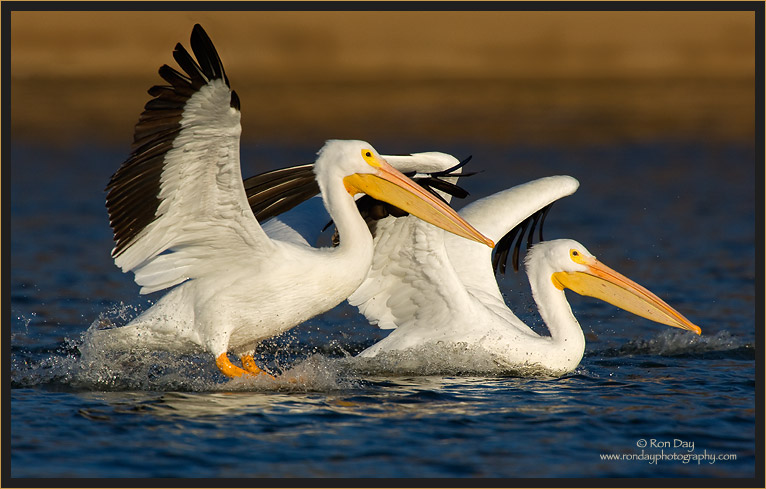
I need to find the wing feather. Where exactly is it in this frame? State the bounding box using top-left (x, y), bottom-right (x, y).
top-left (445, 175), bottom-right (579, 303)
top-left (348, 215), bottom-right (473, 333)
top-left (458, 176), bottom-right (579, 243)
top-left (105, 24), bottom-right (272, 294)
top-left (242, 164), bottom-right (320, 222)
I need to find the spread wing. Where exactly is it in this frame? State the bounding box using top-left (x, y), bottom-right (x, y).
top-left (446, 175), bottom-right (580, 306)
top-left (106, 24), bottom-right (273, 294)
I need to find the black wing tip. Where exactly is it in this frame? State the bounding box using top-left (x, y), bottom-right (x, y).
top-left (106, 23), bottom-right (232, 253)
top-left (417, 177), bottom-right (469, 200)
top-left (431, 154), bottom-right (473, 177)
top-left (492, 203), bottom-right (555, 275)
top-left (192, 23), bottom-right (206, 37)
top-left (189, 23), bottom-right (228, 86)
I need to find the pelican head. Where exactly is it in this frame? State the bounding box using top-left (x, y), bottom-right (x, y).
top-left (528, 239), bottom-right (701, 334)
top-left (315, 140), bottom-right (493, 247)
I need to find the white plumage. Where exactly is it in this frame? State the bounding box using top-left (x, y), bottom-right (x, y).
top-left (97, 25), bottom-right (491, 378)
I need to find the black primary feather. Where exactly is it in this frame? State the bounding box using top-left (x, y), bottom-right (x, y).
top-left (106, 25), bottom-right (238, 258)
top-left (491, 203), bottom-right (554, 275)
top-left (431, 154), bottom-right (473, 177)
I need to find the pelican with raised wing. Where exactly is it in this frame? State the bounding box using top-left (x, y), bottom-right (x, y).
top-left (96, 25), bottom-right (492, 379)
top-left (244, 160), bottom-right (701, 375)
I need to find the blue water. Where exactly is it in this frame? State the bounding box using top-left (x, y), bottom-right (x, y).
top-left (8, 140), bottom-right (758, 479)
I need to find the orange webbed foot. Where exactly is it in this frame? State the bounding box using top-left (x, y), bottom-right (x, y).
top-left (216, 353), bottom-right (274, 379)
top-left (241, 354), bottom-right (275, 379)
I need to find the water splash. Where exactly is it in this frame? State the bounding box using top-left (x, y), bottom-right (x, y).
top-left (591, 330), bottom-right (753, 358)
top-left (12, 301), bottom-right (752, 391)
top-left (12, 325), bottom-right (560, 391)
top-left (12, 336), bottom-right (358, 393)
top-left (222, 354), bottom-right (359, 392)
top-left (11, 303), bottom-right (356, 392)
top-left (343, 342), bottom-right (558, 378)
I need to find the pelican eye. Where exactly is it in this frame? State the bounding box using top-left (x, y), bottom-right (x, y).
top-left (570, 249), bottom-right (586, 264)
top-left (361, 149), bottom-right (381, 168)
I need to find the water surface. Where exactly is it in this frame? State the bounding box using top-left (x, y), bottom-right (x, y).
top-left (8, 140), bottom-right (757, 479)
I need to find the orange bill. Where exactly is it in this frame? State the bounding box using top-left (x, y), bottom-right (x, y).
top-left (552, 257), bottom-right (701, 334)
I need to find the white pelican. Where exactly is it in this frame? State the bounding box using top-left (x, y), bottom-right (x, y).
top-left (96, 25), bottom-right (492, 379)
top-left (243, 158), bottom-right (702, 375)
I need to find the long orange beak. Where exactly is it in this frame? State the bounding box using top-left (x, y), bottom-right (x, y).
top-left (552, 257), bottom-right (701, 335)
top-left (343, 156), bottom-right (493, 247)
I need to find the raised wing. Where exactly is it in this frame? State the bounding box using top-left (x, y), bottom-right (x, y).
top-left (106, 24), bottom-right (273, 294)
top-left (446, 175), bottom-right (580, 306)
top-left (459, 176), bottom-right (579, 246)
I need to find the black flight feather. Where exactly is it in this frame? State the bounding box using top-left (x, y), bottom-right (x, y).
top-left (491, 203), bottom-right (555, 275)
top-left (106, 24), bottom-right (237, 257)
top-left (242, 164), bottom-right (320, 223)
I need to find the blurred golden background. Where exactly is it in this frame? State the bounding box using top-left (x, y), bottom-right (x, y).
top-left (10, 10), bottom-right (755, 147)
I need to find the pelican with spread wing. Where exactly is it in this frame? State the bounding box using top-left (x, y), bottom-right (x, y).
top-left (97, 25), bottom-right (491, 378)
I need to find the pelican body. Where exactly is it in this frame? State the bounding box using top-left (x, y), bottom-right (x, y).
top-left (244, 157), bottom-right (701, 375)
top-left (97, 25), bottom-right (491, 378)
